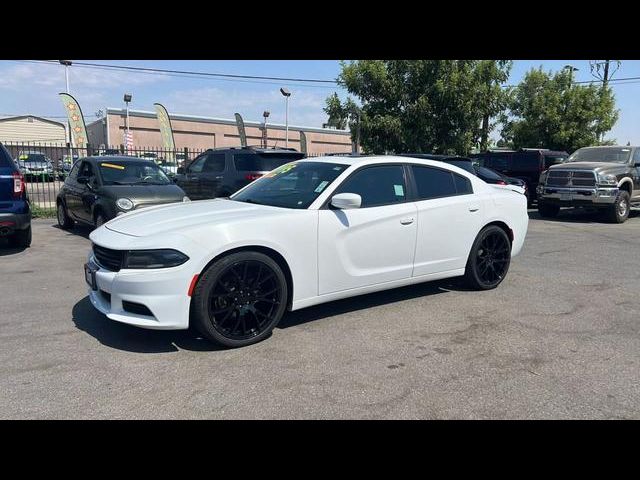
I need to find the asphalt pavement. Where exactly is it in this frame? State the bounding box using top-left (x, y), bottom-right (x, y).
top-left (1, 210), bottom-right (639, 419)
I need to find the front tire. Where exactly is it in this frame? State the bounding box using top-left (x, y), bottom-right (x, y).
top-left (464, 225), bottom-right (511, 290)
top-left (191, 251), bottom-right (288, 348)
top-left (57, 201), bottom-right (73, 229)
top-left (605, 190), bottom-right (630, 224)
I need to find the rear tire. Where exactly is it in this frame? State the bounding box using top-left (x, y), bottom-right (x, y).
top-left (57, 201), bottom-right (73, 229)
top-left (10, 226), bottom-right (32, 248)
top-left (538, 202), bottom-right (560, 218)
top-left (605, 190), bottom-right (630, 224)
top-left (191, 251), bottom-right (288, 348)
top-left (464, 225), bottom-right (511, 290)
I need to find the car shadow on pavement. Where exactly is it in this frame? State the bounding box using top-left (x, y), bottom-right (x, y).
top-left (52, 223), bottom-right (93, 239)
top-left (0, 238), bottom-right (27, 255)
top-left (72, 296), bottom-right (224, 353)
top-left (528, 209), bottom-right (639, 223)
top-left (278, 278), bottom-right (459, 329)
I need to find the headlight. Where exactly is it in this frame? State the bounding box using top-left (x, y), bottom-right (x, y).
top-left (597, 173), bottom-right (617, 186)
top-left (116, 198), bottom-right (134, 211)
top-left (183, 196), bottom-right (191, 202)
top-left (124, 249), bottom-right (189, 269)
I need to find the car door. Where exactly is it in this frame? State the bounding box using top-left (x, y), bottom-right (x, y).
top-left (66, 161), bottom-right (92, 221)
top-left (198, 153), bottom-right (227, 198)
top-left (317, 164), bottom-right (417, 295)
top-left (632, 148), bottom-right (640, 201)
top-left (180, 154), bottom-right (208, 199)
top-left (409, 165), bottom-right (484, 276)
top-left (77, 161), bottom-right (99, 223)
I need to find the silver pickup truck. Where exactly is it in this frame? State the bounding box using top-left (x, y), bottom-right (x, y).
top-left (536, 146), bottom-right (640, 223)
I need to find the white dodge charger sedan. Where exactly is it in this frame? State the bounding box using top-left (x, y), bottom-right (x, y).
top-left (85, 155), bottom-right (528, 347)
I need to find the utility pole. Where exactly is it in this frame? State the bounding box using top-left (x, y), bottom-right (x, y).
top-left (590, 60), bottom-right (621, 142)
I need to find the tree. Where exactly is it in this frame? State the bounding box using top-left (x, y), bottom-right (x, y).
top-left (501, 67), bottom-right (619, 153)
top-left (325, 60), bottom-right (512, 155)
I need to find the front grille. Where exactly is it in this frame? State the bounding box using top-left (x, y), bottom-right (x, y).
top-left (547, 170), bottom-right (596, 188)
top-left (93, 244), bottom-right (125, 272)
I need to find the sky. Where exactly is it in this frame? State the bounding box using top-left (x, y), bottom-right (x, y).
top-left (1, 59), bottom-right (638, 145)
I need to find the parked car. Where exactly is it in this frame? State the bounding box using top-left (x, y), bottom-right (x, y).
top-left (474, 166), bottom-right (530, 204)
top-left (174, 147), bottom-right (306, 200)
top-left (470, 149), bottom-right (568, 203)
top-left (56, 156), bottom-right (190, 229)
top-left (158, 159), bottom-right (179, 177)
top-left (138, 152), bottom-right (160, 163)
top-left (0, 143), bottom-right (31, 247)
top-left (537, 145), bottom-right (640, 223)
top-left (17, 152), bottom-right (55, 182)
top-left (85, 155), bottom-right (528, 348)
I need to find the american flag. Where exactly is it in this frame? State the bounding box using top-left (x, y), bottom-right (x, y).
top-left (124, 130), bottom-right (133, 150)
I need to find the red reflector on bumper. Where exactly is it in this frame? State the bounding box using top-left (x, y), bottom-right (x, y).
top-left (187, 274), bottom-right (199, 297)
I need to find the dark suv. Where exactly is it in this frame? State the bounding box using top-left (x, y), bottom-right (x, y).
top-left (175, 147), bottom-right (305, 200)
top-left (0, 143), bottom-right (31, 247)
top-left (470, 149), bottom-right (568, 203)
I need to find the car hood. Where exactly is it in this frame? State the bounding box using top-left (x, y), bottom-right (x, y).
top-left (549, 161), bottom-right (627, 174)
top-left (104, 198), bottom-right (289, 237)
top-left (100, 184), bottom-right (185, 206)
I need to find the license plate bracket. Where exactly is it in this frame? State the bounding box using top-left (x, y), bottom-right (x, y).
top-left (84, 263), bottom-right (97, 291)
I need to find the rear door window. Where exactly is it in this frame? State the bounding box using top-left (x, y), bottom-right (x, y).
top-left (411, 166), bottom-right (460, 200)
top-left (485, 155), bottom-right (510, 170)
top-left (203, 153), bottom-right (226, 172)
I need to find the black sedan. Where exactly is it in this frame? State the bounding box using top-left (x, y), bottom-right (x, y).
top-left (56, 156), bottom-right (189, 229)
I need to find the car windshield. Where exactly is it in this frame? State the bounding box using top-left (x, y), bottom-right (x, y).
top-left (22, 154), bottom-right (47, 162)
top-left (567, 147), bottom-right (632, 164)
top-left (231, 161), bottom-right (347, 209)
top-left (98, 160), bottom-right (171, 185)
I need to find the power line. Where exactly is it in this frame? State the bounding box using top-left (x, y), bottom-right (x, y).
top-left (29, 59), bottom-right (339, 85)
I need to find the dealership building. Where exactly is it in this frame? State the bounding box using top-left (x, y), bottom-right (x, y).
top-left (86, 108), bottom-right (353, 155)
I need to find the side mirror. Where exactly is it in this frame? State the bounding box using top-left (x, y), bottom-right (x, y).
top-left (331, 192), bottom-right (362, 209)
top-left (77, 176), bottom-right (89, 185)
top-left (177, 167), bottom-right (185, 175)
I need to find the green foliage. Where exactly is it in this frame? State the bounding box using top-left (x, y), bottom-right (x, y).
top-left (501, 68), bottom-right (619, 153)
top-left (326, 60), bottom-right (512, 155)
top-left (30, 204), bottom-right (56, 218)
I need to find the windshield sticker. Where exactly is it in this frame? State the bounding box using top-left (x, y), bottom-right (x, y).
top-left (314, 181), bottom-right (329, 193)
top-left (265, 163), bottom-right (296, 177)
top-left (101, 163), bottom-right (125, 170)
top-left (394, 184), bottom-right (405, 197)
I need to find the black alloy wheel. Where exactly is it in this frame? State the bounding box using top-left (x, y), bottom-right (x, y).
top-left (192, 251), bottom-right (288, 348)
top-left (464, 225), bottom-right (511, 290)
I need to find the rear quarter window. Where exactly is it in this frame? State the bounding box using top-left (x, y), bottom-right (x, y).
top-left (234, 153), bottom-right (304, 172)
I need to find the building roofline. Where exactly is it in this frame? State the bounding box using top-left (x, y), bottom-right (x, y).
top-left (105, 108), bottom-right (351, 136)
top-left (0, 115), bottom-right (66, 128)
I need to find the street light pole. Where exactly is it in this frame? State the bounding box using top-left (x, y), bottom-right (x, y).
top-left (280, 88), bottom-right (291, 148)
top-left (124, 94), bottom-right (132, 153)
top-left (59, 60), bottom-right (73, 162)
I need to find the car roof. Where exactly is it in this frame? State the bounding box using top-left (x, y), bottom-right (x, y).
top-left (577, 145), bottom-right (638, 149)
top-left (205, 146), bottom-right (304, 155)
top-left (298, 155), bottom-right (478, 175)
top-left (85, 155), bottom-right (157, 163)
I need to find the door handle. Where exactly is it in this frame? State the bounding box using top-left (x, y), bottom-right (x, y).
top-left (215, 176), bottom-right (223, 180)
top-left (469, 206), bottom-right (480, 212)
top-left (400, 217), bottom-right (415, 225)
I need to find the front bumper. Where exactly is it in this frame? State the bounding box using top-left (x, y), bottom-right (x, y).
top-left (537, 185), bottom-right (618, 206)
top-left (86, 254), bottom-right (193, 330)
